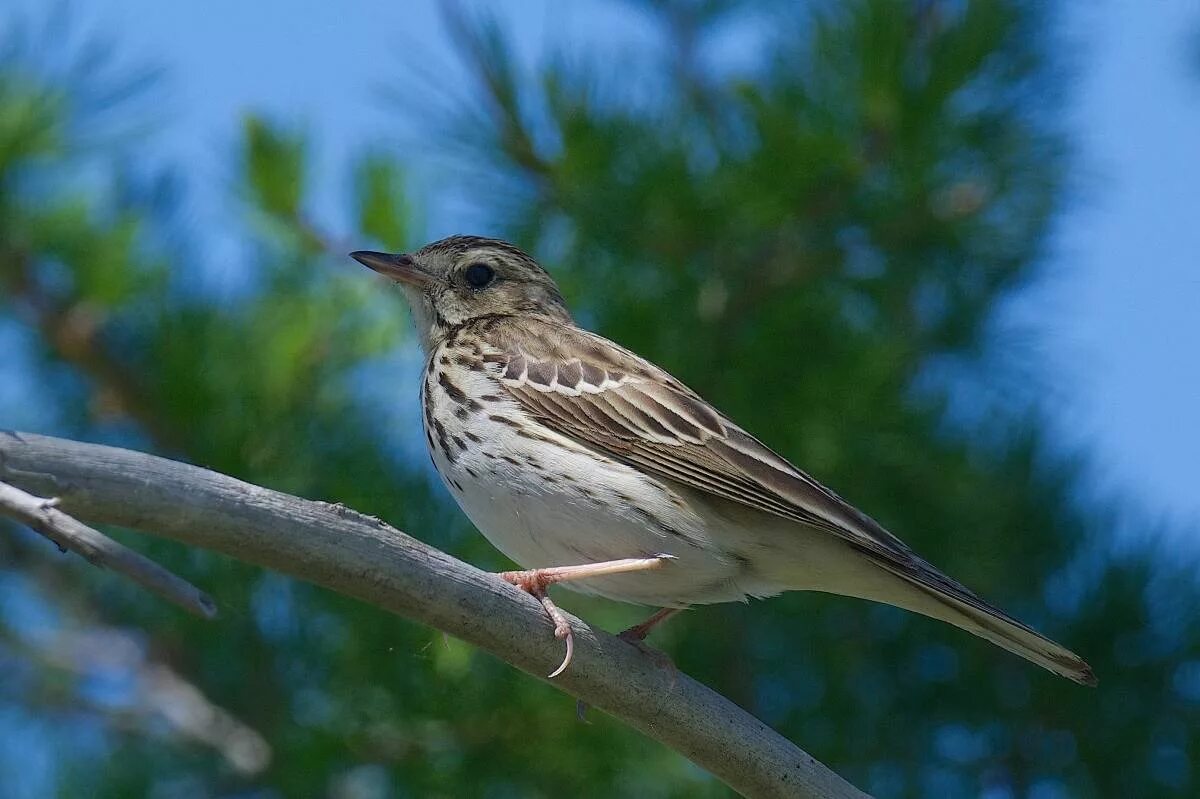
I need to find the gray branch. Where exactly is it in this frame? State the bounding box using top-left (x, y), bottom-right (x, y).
top-left (0, 430), bottom-right (868, 799)
top-left (0, 479), bottom-right (216, 618)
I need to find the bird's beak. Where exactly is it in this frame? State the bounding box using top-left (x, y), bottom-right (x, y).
top-left (350, 250), bottom-right (432, 288)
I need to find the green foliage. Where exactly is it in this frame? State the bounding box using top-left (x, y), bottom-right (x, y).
top-left (1, 2), bottom-right (1198, 798)
top-left (355, 153), bottom-right (410, 252)
top-left (0, 74), bottom-right (63, 167)
top-left (244, 115), bottom-right (307, 220)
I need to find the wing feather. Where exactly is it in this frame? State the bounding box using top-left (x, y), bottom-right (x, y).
top-left (497, 340), bottom-right (1051, 633)
top-left (488, 323), bottom-right (916, 562)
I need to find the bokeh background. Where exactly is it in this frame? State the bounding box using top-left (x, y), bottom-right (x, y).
top-left (2, 1), bottom-right (1198, 797)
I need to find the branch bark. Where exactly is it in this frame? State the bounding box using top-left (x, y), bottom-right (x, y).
top-left (0, 429), bottom-right (869, 799)
top-left (0, 480), bottom-right (217, 618)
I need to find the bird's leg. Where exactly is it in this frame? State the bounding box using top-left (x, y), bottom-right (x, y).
top-left (575, 606), bottom-right (686, 722)
top-left (619, 606), bottom-right (684, 643)
top-left (498, 555), bottom-right (675, 587)
top-left (618, 606), bottom-right (683, 680)
top-left (496, 555), bottom-right (675, 679)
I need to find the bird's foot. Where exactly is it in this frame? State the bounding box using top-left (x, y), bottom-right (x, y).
top-left (618, 616), bottom-right (679, 686)
top-left (497, 568), bottom-right (576, 678)
top-left (496, 556), bottom-right (675, 680)
top-left (576, 606), bottom-right (684, 721)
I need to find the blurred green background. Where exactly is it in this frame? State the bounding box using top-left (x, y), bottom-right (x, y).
top-left (2, 1), bottom-right (1198, 797)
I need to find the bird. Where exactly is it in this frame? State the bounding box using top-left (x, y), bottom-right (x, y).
top-left (350, 235), bottom-right (1096, 686)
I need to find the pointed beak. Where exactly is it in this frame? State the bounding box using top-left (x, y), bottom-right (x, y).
top-left (350, 250), bottom-right (432, 288)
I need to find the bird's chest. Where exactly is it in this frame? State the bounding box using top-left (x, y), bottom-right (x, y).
top-left (420, 345), bottom-right (574, 549)
top-left (419, 345), bottom-right (701, 572)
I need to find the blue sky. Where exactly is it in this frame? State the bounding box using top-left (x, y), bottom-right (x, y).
top-left (6, 0), bottom-right (1199, 535)
top-left (1040, 2), bottom-right (1199, 534)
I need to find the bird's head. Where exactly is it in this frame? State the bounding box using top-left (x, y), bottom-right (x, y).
top-left (352, 235), bottom-right (572, 349)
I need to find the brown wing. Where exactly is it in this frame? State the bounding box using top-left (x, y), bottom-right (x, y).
top-left (488, 322), bottom-right (914, 562)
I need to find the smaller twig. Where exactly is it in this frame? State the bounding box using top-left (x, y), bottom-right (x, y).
top-left (0, 480), bottom-right (216, 619)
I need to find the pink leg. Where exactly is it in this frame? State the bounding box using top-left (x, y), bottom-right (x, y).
top-left (619, 606), bottom-right (684, 643)
top-left (576, 606), bottom-right (686, 722)
top-left (497, 555), bottom-right (675, 678)
top-left (619, 606), bottom-right (683, 678)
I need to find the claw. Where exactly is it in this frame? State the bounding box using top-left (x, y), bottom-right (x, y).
top-left (547, 622), bottom-right (574, 679)
top-left (538, 589), bottom-right (574, 678)
top-left (498, 568), bottom-right (577, 678)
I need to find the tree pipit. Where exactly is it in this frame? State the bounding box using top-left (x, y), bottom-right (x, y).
top-left (352, 237), bottom-right (1096, 686)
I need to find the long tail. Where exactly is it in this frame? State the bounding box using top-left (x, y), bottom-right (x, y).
top-left (872, 560), bottom-right (1097, 686)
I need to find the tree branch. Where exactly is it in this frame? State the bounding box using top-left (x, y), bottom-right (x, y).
top-left (0, 429), bottom-right (869, 799)
top-left (0, 479), bottom-right (217, 619)
top-left (1, 618), bottom-right (269, 774)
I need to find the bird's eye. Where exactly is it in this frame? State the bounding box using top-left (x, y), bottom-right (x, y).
top-left (463, 262), bottom-right (495, 289)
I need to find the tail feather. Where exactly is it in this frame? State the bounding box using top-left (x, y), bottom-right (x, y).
top-left (875, 561), bottom-right (1097, 686)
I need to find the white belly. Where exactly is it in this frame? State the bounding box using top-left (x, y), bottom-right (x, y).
top-left (422, 359), bottom-right (781, 606)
